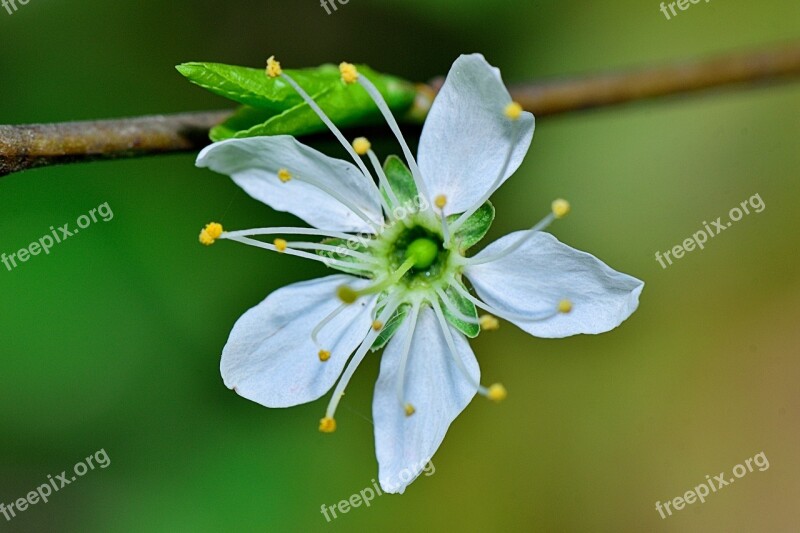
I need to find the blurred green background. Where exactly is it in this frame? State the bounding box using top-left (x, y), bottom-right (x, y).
top-left (1, 0), bottom-right (798, 531)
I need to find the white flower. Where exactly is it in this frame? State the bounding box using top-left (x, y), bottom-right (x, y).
top-left (196, 54), bottom-right (644, 494)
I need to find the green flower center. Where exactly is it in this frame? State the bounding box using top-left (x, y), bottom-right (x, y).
top-left (405, 237), bottom-right (439, 270)
top-left (381, 223), bottom-right (453, 289)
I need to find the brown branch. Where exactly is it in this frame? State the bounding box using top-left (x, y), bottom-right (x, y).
top-left (0, 111), bottom-right (231, 177)
top-left (2, 43), bottom-right (800, 178)
top-left (509, 42), bottom-right (800, 116)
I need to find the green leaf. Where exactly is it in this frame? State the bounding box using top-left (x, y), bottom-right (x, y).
top-left (208, 106), bottom-right (274, 141)
top-left (449, 201), bottom-right (495, 251)
top-left (209, 88), bottom-right (332, 141)
top-left (441, 280), bottom-right (480, 338)
top-left (371, 301), bottom-right (411, 352)
top-left (176, 62), bottom-right (334, 111)
top-left (177, 62), bottom-right (417, 140)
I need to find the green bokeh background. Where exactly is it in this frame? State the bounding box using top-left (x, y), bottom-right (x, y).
top-left (1, 0), bottom-right (798, 531)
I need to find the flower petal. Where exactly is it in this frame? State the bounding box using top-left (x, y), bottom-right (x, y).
top-left (197, 135), bottom-right (382, 232)
top-left (373, 306), bottom-right (479, 494)
top-left (466, 231), bottom-right (644, 338)
top-left (221, 274), bottom-right (377, 408)
top-left (417, 54), bottom-right (534, 215)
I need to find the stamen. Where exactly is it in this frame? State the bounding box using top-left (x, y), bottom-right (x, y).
top-left (434, 287), bottom-right (479, 325)
top-left (274, 238), bottom-right (287, 253)
top-left (479, 314), bottom-right (500, 331)
top-left (487, 383), bottom-right (508, 402)
top-left (284, 241), bottom-right (380, 264)
top-left (504, 102), bottom-right (523, 120)
top-left (311, 302), bottom-right (349, 353)
top-left (277, 168), bottom-right (292, 182)
top-left (278, 168), bottom-right (381, 232)
top-left (430, 299), bottom-right (491, 397)
top-left (319, 417), bottom-right (336, 433)
top-left (266, 56), bottom-right (282, 78)
top-left (394, 303), bottom-right (420, 415)
top-left (199, 222), bottom-right (223, 246)
top-left (351, 138), bottom-right (392, 216)
top-left (221, 226), bottom-right (369, 243)
top-left (337, 256), bottom-right (415, 304)
top-left (366, 150), bottom-right (401, 216)
top-left (435, 195), bottom-right (451, 247)
top-left (279, 70), bottom-right (380, 198)
top-left (223, 235), bottom-right (375, 273)
top-left (450, 282), bottom-right (562, 323)
top-left (552, 198), bottom-right (571, 219)
top-left (339, 62), bottom-right (359, 84)
top-left (356, 74), bottom-right (432, 208)
top-left (372, 320), bottom-right (384, 331)
top-left (460, 200), bottom-right (567, 267)
top-left (322, 295), bottom-right (404, 425)
top-left (352, 137), bottom-right (371, 155)
top-left (450, 120), bottom-right (524, 234)
top-left (337, 286), bottom-right (359, 304)
top-left (558, 299), bottom-right (573, 314)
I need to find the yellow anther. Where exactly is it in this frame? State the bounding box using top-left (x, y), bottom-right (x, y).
top-left (372, 320), bottom-right (383, 331)
top-left (558, 299), bottom-right (573, 314)
top-left (504, 101), bottom-right (523, 120)
top-left (337, 285), bottom-right (358, 304)
top-left (479, 314), bottom-right (500, 331)
top-left (552, 198), bottom-right (570, 219)
top-left (352, 137), bottom-right (371, 155)
top-left (266, 56), bottom-right (282, 78)
top-left (487, 383), bottom-right (507, 402)
top-left (404, 404), bottom-right (416, 417)
top-left (339, 62), bottom-right (359, 84)
top-left (319, 417), bottom-right (337, 433)
top-left (274, 238), bottom-right (288, 253)
top-left (277, 168), bottom-right (292, 182)
top-left (199, 222), bottom-right (223, 246)
top-left (434, 194), bottom-right (447, 210)
top-left (318, 350), bottom-right (331, 362)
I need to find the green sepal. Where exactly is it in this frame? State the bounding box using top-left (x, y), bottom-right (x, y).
top-left (440, 280), bottom-right (480, 338)
top-left (382, 155), bottom-right (419, 209)
top-left (449, 201), bottom-right (495, 251)
top-left (176, 62), bottom-right (416, 140)
top-left (371, 299), bottom-right (410, 352)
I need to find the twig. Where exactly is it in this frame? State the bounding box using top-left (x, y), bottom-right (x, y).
top-left (0, 111), bottom-right (231, 177)
top-left (508, 42), bottom-right (800, 116)
top-left (2, 43), bottom-right (799, 178)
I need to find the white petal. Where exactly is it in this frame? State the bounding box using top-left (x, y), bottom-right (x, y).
top-left (197, 136), bottom-right (382, 233)
top-left (373, 307), bottom-right (479, 494)
top-left (417, 54), bottom-right (535, 215)
top-left (221, 275), bottom-right (377, 408)
top-left (466, 231), bottom-right (644, 338)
